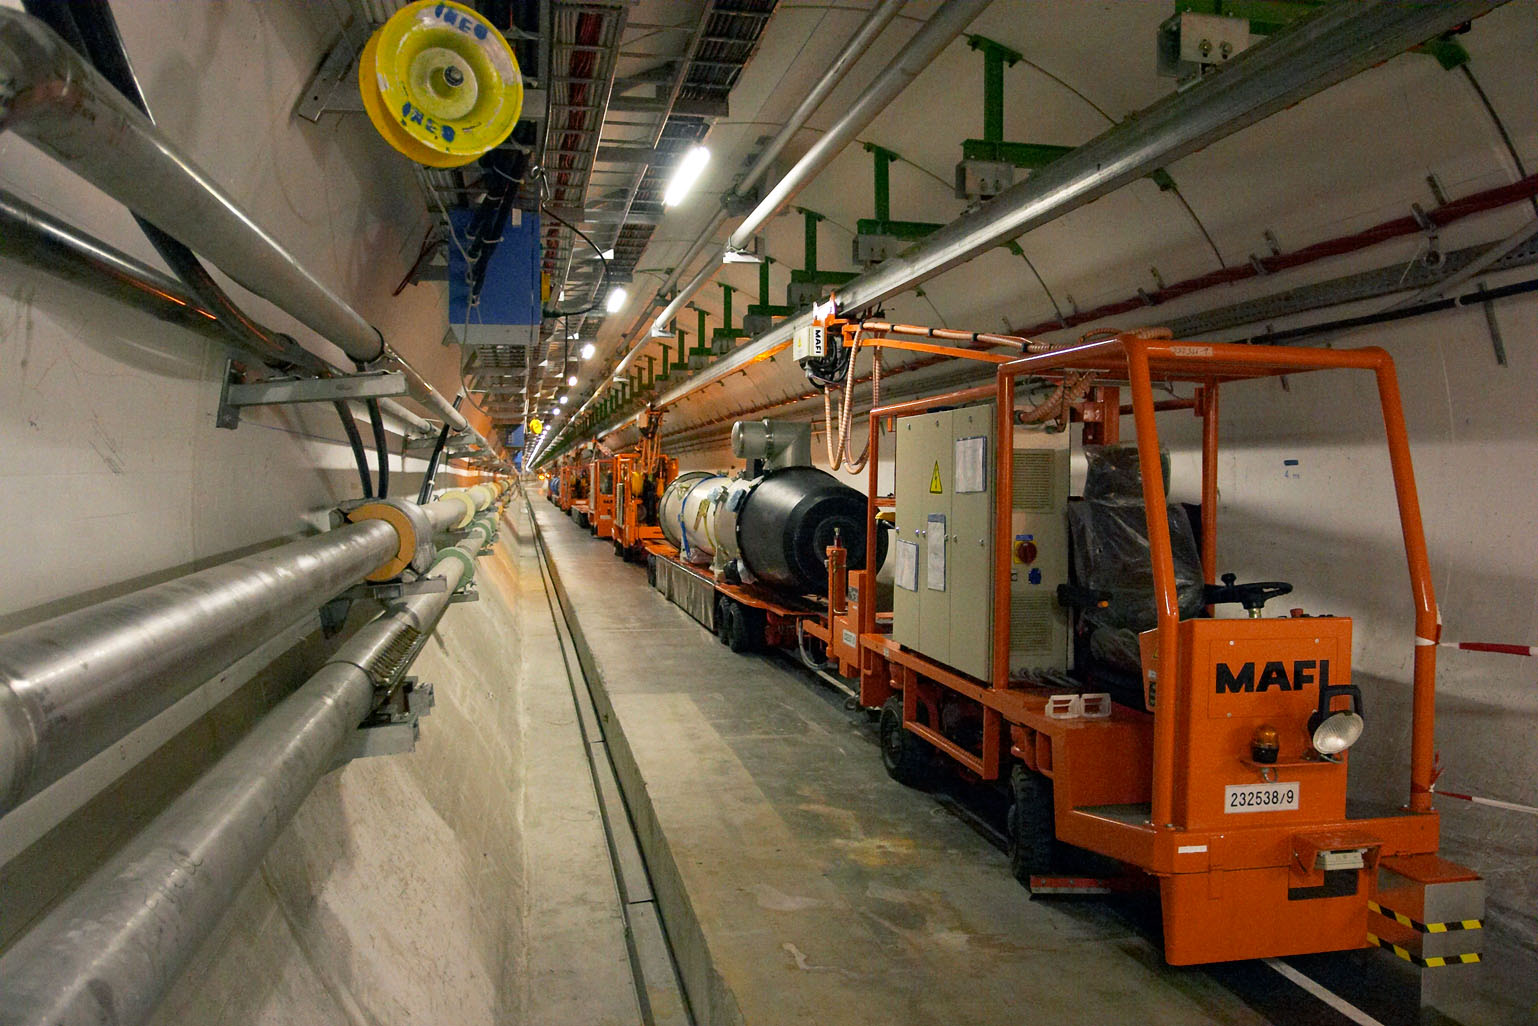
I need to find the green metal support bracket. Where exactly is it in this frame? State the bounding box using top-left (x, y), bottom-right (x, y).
top-left (643, 356), bottom-right (656, 390)
top-left (670, 320), bottom-right (691, 371)
top-left (788, 208), bottom-right (857, 291)
top-left (856, 142), bottom-right (944, 241)
top-left (655, 343), bottom-right (671, 383)
top-left (692, 306), bottom-right (711, 357)
top-left (712, 282), bottom-right (748, 346)
top-left (959, 34), bottom-right (1074, 169)
top-left (746, 256), bottom-right (793, 319)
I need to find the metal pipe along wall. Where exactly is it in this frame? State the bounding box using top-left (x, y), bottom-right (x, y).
top-left (0, 12), bottom-right (500, 463)
top-left (0, 513), bottom-right (502, 1026)
top-left (0, 520), bottom-right (399, 814)
top-left (0, 486), bottom-right (502, 817)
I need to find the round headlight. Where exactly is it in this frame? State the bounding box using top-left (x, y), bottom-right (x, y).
top-left (1311, 711), bottom-right (1364, 755)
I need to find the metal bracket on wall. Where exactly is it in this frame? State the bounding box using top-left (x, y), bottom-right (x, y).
top-left (1476, 282), bottom-right (1508, 366)
top-left (217, 369), bottom-right (409, 428)
top-left (331, 679), bottom-right (436, 770)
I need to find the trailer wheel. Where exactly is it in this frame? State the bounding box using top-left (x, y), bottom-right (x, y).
top-left (723, 601), bottom-right (759, 654)
top-left (714, 596), bottom-right (732, 645)
top-left (879, 696), bottom-right (929, 788)
top-left (1007, 764), bottom-right (1057, 883)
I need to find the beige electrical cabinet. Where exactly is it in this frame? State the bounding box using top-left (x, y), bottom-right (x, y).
top-left (893, 404), bottom-right (1070, 683)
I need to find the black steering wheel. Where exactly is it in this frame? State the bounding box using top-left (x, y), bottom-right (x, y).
top-left (1204, 572), bottom-right (1293, 614)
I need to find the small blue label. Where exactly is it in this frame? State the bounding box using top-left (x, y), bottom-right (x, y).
top-left (1028, 568), bottom-right (1042, 585)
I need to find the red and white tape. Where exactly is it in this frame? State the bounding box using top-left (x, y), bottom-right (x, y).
top-left (1438, 641), bottom-right (1536, 657)
top-left (1436, 789), bottom-right (1538, 817)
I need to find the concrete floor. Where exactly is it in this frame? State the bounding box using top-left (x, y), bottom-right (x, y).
top-left (532, 500), bottom-right (1284, 1026)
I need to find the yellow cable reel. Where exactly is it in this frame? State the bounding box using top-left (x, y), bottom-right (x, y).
top-left (359, 1), bottom-right (523, 168)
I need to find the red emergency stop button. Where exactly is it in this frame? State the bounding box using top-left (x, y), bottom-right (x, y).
top-left (1013, 540), bottom-right (1038, 564)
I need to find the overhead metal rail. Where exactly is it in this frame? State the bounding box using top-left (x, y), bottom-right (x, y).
top-left (0, 10), bottom-right (498, 460)
top-left (530, 0), bottom-right (774, 424)
top-left (607, 0), bottom-right (908, 368)
top-left (536, 0), bottom-right (1505, 465)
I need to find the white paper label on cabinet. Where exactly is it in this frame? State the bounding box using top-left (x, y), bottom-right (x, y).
top-left (895, 539), bottom-right (919, 592)
top-left (926, 514), bottom-right (947, 591)
top-left (955, 435), bottom-right (987, 493)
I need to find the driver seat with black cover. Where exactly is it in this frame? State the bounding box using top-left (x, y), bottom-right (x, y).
top-left (1063, 445), bottom-right (1206, 700)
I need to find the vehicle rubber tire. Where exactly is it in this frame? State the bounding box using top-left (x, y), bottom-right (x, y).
top-left (714, 596), bottom-right (732, 645)
top-left (879, 695), bottom-right (928, 788)
top-left (1007, 764), bottom-right (1057, 884)
top-left (724, 601), bottom-right (756, 653)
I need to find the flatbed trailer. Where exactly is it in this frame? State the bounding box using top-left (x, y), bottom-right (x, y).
top-left (644, 540), bottom-right (825, 654)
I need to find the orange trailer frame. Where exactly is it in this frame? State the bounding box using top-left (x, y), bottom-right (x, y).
top-left (851, 332), bottom-right (1463, 964)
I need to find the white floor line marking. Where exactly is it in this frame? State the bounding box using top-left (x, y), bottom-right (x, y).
top-left (1264, 958), bottom-right (1388, 1026)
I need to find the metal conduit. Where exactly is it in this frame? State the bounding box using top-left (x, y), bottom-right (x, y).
top-left (0, 189), bottom-right (441, 442)
top-left (602, 0), bottom-right (918, 384)
top-left (0, 11), bottom-right (381, 364)
top-left (724, 0), bottom-right (988, 252)
top-left (0, 512), bottom-right (502, 1026)
top-left (0, 12), bottom-right (499, 461)
top-left (0, 488), bottom-right (498, 817)
top-left (542, 0), bottom-right (1503, 463)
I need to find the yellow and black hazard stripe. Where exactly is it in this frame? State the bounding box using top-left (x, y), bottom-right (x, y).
top-left (1366, 932), bottom-right (1480, 967)
top-left (1367, 900), bottom-right (1483, 933)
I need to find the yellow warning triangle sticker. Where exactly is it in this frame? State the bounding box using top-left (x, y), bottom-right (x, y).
top-left (929, 460), bottom-right (943, 493)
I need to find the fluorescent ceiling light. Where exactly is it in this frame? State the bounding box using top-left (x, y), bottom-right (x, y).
top-left (606, 287), bottom-right (628, 313)
top-left (663, 145), bottom-right (710, 207)
top-left (598, 248), bottom-right (615, 261)
top-left (567, 374), bottom-right (578, 386)
top-left (580, 342), bottom-right (597, 360)
top-left (559, 395), bottom-right (569, 405)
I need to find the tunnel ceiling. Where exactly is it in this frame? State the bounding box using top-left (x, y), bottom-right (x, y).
top-left (525, 0), bottom-right (1536, 460)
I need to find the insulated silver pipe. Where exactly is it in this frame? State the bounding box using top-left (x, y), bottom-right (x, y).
top-left (736, 0), bottom-right (908, 198)
top-left (0, 514), bottom-right (500, 1026)
top-left (0, 520), bottom-right (398, 815)
top-left (0, 487), bottom-right (500, 817)
top-left (649, 0), bottom-right (1506, 410)
top-left (0, 189), bottom-right (245, 351)
top-left (725, 0), bottom-right (988, 251)
top-left (0, 11), bottom-right (384, 366)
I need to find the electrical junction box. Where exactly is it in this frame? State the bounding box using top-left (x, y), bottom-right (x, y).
top-left (852, 231), bottom-right (897, 267)
top-left (792, 324), bottom-right (827, 362)
top-left (892, 404), bottom-right (1069, 682)
top-left (787, 280), bottom-right (836, 309)
top-left (954, 159), bottom-right (1014, 202)
top-left (1157, 12), bottom-right (1251, 83)
top-left (448, 208), bottom-right (541, 348)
